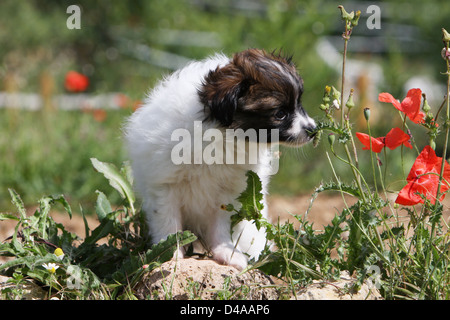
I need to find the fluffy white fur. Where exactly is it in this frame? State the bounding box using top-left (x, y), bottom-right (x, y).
top-left (124, 53), bottom-right (313, 270)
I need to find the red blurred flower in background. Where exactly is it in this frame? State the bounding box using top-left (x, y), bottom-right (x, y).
top-left (378, 88), bottom-right (424, 124)
top-left (356, 127), bottom-right (412, 153)
top-left (92, 109), bottom-right (107, 122)
top-left (65, 71), bottom-right (89, 92)
top-left (395, 145), bottom-right (450, 206)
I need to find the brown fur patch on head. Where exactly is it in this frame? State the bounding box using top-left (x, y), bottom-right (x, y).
top-left (233, 49), bottom-right (302, 95)
top-left (199, 49), bottom-right (303, 128)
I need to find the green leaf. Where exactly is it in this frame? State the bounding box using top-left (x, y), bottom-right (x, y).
top-left (145, 231), bottom-right (197, 265)
top-left (231, 171), bottom-right (265, 229)
top-left (120, 160), bottom-right (134, 186)
top-left (0, 253), bottom-right (55, 273)
top-left (83, 216), bottom-right (115, 246)
top-left (0, 257), bottom-right (31, 273)
top-left (0, 213), bottom-right (20, 221)
top-left (314, 181), bottom-right (361, 198)
top-left (237, 171), bottom-right (263, 211)
top-left (95, 190), bottom-right (113, 221)
top-left (52, 194), bottom-right (72, 219)
top-left (8, 189), bottom-right (27, 220)
top-left (79, 205), bottom-right (91, 239)
top-left (91, 158), bottom-right (135, 212)
top-left (33, 194), bottom-right (72, 240)
top-left (124, 231), bottom-right (197, 286)
top-left (36, 197), bottom-right (52, 239)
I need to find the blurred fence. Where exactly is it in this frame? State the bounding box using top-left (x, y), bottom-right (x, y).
top-left (0, 92), bottom-right (135, 111)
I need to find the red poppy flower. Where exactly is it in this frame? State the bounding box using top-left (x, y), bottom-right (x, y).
top-left (379, 88), bottom-right (424, 124)
top-left (356, 132), bottom-right (385, 153)
top-left (356, 127), bottom-right (411, 153)
top-left (65, 71), bottom-right (89, 92)
top-left (395, 145), bottom-right (450, 205)
top-left (384, 127), bottom-right (412, 150)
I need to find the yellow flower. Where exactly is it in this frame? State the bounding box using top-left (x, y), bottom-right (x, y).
top-left (54, 248), bottom-right (64, 260)
top-left (42, 263), bottom-right (59, 274)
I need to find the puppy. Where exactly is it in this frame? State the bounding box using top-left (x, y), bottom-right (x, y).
top-left (124, 49), bottom-right (316, 270)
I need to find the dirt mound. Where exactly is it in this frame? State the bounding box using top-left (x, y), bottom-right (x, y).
top-left (134, 258), bottom-right (382, 300)
top-left (134, 258), bottom-right (279, 300)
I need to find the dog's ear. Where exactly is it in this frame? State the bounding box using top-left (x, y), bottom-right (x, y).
top-left (199, 63), bottom-right (247, 127)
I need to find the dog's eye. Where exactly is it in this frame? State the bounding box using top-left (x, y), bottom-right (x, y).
top-left (274, 110), bottom-right (287, 121)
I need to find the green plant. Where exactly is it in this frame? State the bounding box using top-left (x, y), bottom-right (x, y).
top-left (0, 158), bottom-right (196, 299)
top-left (226, 7), bottom-right (450, 300)
top-left (311, 9), bottom-right (450, 300)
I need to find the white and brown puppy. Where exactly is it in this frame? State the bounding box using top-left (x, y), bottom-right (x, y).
top-left (124, 49), bottom-right (316, 270)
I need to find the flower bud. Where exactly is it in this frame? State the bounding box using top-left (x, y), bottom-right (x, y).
top-left (320, 103), bottom-right (329, 111)
top-left (422, 94), bottom-right (431, 113)
top-left (442, 28), bottom-right (450, 43)
top-left (331, 86), bottom-right (341, 100)
top-left (351, 10), bottom-right (361, 27)
top-left (54, 247), bottom-right (64, 260)
top-left (321, 86), bottom-right (331, 109)
top-left (363, 108), bottom-right (370, 121)
top-left (328, 133), bottom-right (335, 146)
top-left (338, 5), bottom-right (354, 21)
top-left (346, 89), bottom-right (355, 109)
top-left (329, 86), bottom-right (341, 109)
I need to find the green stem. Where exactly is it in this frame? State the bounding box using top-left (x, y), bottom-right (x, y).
top-left (331, 144), bottom-right (368, 202)
top-left (434, 94), bottom-right (448, 122)
top-left (340, 24), bottom-right (349, 126)
top-left (366, 120), bottom-right (379, 195)
top-left (436, 42), bottom-right (450, 203)
top-left (346, 117), bottom-right (360, 169)
top-left (326, 151), bottom-right (387, 263)
top-left (383, 148), bottom-right (389, 193)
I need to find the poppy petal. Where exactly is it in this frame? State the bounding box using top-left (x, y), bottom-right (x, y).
top-left (395, 181), bottom-right (422, 205)
top-left (378, 92), bottom-right (402, 111)
top-left (355, 132), bottom-right (385, 153)
top-left (401, 89), bottom-right (423, 123)
top-left (397, 145), bottom-right (450, 206)
top-left (379, 89), bottom-right (424, 124)
top-left (406, 145), bottom-right (438, 182)
top-left (385, 127), bottom-right (412, 150)
top-left (395, 177), bottom-right (440, 205)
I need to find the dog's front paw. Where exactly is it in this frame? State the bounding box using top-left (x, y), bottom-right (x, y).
top-left (212, 245), bottom-right (248, 271)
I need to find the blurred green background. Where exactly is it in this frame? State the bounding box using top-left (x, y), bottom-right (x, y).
top-left (1, 0), bottom-right (450, 211)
